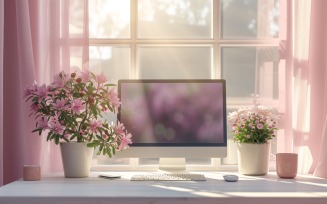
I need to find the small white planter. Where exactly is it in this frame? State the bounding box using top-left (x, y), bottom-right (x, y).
top-left (237, 142), bottom-right (271, 175)
top-left (60, 142), bottom-right (94, 178)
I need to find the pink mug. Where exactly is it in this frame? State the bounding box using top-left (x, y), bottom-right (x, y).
top-left (23, 165), bottom-right (41, 181)
top-left (276, 153), bottom-right (298, 179)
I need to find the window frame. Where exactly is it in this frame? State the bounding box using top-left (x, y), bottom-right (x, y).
top-left (60, 0), bottom-right (281, 171)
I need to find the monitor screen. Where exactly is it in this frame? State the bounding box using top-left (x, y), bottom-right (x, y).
top-left (118, 79), bottom-right (227, 148)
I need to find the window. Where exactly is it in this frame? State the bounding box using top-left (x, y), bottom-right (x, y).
top-left (60, 0), bottom-right (280, 170)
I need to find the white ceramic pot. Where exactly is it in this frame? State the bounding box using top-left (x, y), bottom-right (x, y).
top-left (60, 142), bottom-right (94, 178)
top-left (237, 142), bottom-right (271, 175)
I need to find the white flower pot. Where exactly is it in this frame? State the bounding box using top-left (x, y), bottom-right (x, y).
top-left (60, 142), bottom-right (94, 178)
top-left (237, 142), bottom-right (271, 175)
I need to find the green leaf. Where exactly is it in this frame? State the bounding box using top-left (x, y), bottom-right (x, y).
top-left (70, 134), bottom-right (77, 140)
top-left (103, 122), bottom-right (109, 129)
top-left (99, 143), bottom-right (104, 152)
top-left (104, 84), bottom-right (116, 87)
top-left (112, 146), bottom-right (116, 155)
top-left (98, 127), bottom-right (106, 133)
top-left (90, 106), bottom-right (98, 118)
top-left (32, 128), bottom-right (42, 133)
top-left (96, 135), bottom-right (104, 141)
top-left (47, 132), bottom-right (53, 141)
top-left (108, 105), bottom-right (113, 112)
top-left (25, 95), bottom-right (34, 102)
top-left (94, 93), bottom-right (102, 98)
top-left (106, 146), bottom-right (112, 157)
top-left (87, 141), bottom-right (100, 148)
top-left (55, 135), bottom-right (60, 145)
top-left (62, 136), bottom-right (69, 142)
top-left (102, 146), bottom-right (106, 155)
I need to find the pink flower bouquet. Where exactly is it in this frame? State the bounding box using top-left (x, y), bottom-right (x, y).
top-left (24, 69), bottom-right (132, 157)
top-left (228, 95), bottom-right (278, 144)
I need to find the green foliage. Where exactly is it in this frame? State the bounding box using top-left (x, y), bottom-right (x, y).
top-left (24, 70), bottom-right (132, 157)
top-left (231, 113), bottom-right (278, 144)
top-left (228, 95), bottom-right (279, 144)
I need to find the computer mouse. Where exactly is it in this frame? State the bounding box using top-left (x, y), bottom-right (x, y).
top-left (223, 175), bottom-right (239, 182)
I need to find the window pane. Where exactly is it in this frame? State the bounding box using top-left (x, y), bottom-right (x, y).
top-left (138, 0), bottom-right (212, 38)
top-left (69, 47), bottom-right (83, 68)
top-left (60, 0), bottom-right (86, 38)
top-left (221, 46), bottom-right (279, 99)
top-left (89, 46), bottom-right (130, 122)
top-left (138, 46), bottom-right (212, 79)
top-left (89, 0), bottom-right (130, 38)
top-left (89, 46), bottom-right (130, 83)
top-left (60, 47), bottom-right (83, 69)
top-left (221, 0), bottom-right (279, 38)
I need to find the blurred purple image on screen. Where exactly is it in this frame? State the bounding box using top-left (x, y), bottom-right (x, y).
top-left (118, 80), bottom-right (226, 146)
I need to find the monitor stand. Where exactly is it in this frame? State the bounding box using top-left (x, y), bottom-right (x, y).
top-left (159, 158), bottom-right (187, 172)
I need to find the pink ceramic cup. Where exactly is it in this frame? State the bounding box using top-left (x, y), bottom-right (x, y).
top-left (23, 165), bottom-right (41, 181)
top-left (276, 153), bottom-right (298, 179)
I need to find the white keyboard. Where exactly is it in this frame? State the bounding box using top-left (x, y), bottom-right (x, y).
top-left (131, 173), bottom-right (206, 181)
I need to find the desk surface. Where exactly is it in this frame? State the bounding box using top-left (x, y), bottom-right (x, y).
top-left (0, 172), bottom-right (327, 204)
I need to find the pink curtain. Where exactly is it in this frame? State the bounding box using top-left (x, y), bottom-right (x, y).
top-left (310, 0), bottom-right (327, 179)
top-left (1, 0), bottom-right (88, 186)
top-left (282, 0), bottom-right (327, 178)
top-left (0, 0), bottom-right (4, 187)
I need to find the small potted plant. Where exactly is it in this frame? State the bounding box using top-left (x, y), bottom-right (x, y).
top-left (24, 68), bottom-right (132, 177)
top-left (228, 95), bottom-right (278, 175)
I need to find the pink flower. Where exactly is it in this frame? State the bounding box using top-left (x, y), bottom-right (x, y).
top-left (53, 99), bottom-right (68, 110)
top-left (53, 71), bottom-right (68, 88)
top-left (37, 117), bottom-right (48, 129)
top-left (48, 119), bottom-right (65, 135)
top-left (80, 69), bottom-right (90, 82)
top-left (118, 132), bottom-right (132, 151)
top-left (248, 123), bottom-right (253, 128)
top-left (30, 103), bottom-right (39, 112)
top-left (89, 120), bottom-right (102, 133)
top-left (96, 72), bottom-right (108, 84)
top-left (257, 123), bottom-right (264, 129)
top-left (36, 84), bottom-right (50, 101)
top-left (71, 99), bottom-right (85, 114)
top-left (65, 133), bottom-right (70, 138)
top-left (107, 89), bottom-right (121, 112)
top-left (246, 134), bottom-right (250, 139)
top-left (23, 82), bottom-right (38, 98)
top-left (115, 121), bottom-right (125, 135)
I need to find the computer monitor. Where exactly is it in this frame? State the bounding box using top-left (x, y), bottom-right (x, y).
top-left (116, 79), bottom-right (227, 171)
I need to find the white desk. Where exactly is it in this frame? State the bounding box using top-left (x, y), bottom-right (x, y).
top-left (0, 172), bottom-right (327, 204)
